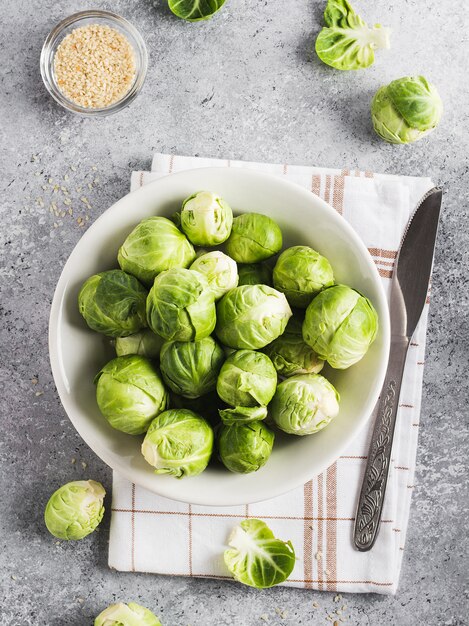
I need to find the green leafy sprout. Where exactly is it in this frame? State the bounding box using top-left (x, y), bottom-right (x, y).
top-left (168, 0), bottom-right (226, 22)
top-left (94, 602), bottom-right (162, 626)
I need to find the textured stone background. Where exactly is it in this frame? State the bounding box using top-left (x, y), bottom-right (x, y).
top-left (1, 1), bottom-right (468, 624)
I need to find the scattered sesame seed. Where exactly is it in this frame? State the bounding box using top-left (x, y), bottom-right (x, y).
top-left (312, 602), bottom-right (319, 609)
top-left (81, 461), bottom-right (87, 469)
top-left (31, 377), bottom-right (38, 385)
top-left (53, 222), bottom-right (58, 228)
top-left (70, 165), bottom-right (77, 172)
top-left (260, 615), bottom-right (269, 622)
top-left (64, 198), bottom-right (72, 206)
top-left (35, 391), bottom-right (44, 396)
top-left (71, 458), bottom-right (76, 464)
top-left (68, 208), bottom-right (73, 216)
top-left (333, 595), bottom-right (342, 603)
top-left (64, 174), bottom-right (69, 181)
top-left (11, 575), bottom-right (17, 580)
top-left (48, 178), bottom-right (53, 184)
top-left (76, 598), bottom-right (84, 604)
top-left (92, 165), bottom-right (98, 171)
top-left (314, 551), bottom-right (322, 560)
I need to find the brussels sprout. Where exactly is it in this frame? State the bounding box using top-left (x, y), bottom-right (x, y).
top-left (215, 285), bottom-right (292, 350)
top-left (146, 268), bottom-right (216, 342)
top-left (95, 355), bottom-right (168, 435)
top-left (263, 315), bottom-right (324, 377)
top-left (115, 329), bottom-right (165, 359)
top-left (218, 421), bottom-right (274, 473)
top-left (237, 262), bottom-right (272, 286)
top-left (225, 213), bottom-right (283, 263)
top-left (160, 337), bottom-right (225, 398)
top-left (302, 285), bottom-right (378, 369)
top-left (272, 246), bottom-right (334, 308)
top-left (44, 480), bottom-right (105, 540)
top-left (315, 0), bottom-right (390, 71)
top-left (118, 217), bottom-right (196, 285)
top-left (168, 0), bottom-right (226, 22)
top-left (94, 602), bottom-right (161, 626)
top-left (181, 191), bottom-right (233, 246)
top-left (190, 251), bottom-right (238, 300)
top-left (371, 76), bottom-right (443, 144)
top-left (224, 519), bottom-right (295, 588)
top-left (217, 350), bottom-right (277, 407)
top-left (219, 405), bottom-right (268, 425)
top-left (270, 374), bottom-right (340, 436)
top-left (78, 270), bottom-right (147, 338)
top-left (142, 409), bottom-right (214, 478)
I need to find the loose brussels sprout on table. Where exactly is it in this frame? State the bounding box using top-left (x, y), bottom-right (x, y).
top-left (225, 213), bottom-right (283, 263)
top-left (190, 251), bottom-right (238, 300)
top-left (115, 328), bottom-right (165, 359)
top-left (95, 355), bottom-right (168, 435)
top-left (168, 0), bottom-right (226, 22)
top-left (237, 262), bottom-right (272, 286)
top-left (78, 270), bottom-right (148, 338)
top-left (371, 76), bottom-right (443, 144)
top-left (160, 336), bottom-right (225, 398)
top-left (218, 421), bottom-right (275, 473)
top-left (270, 374), bottom-right (340, 436)
top-left (146, 268), bottom-right (216, 342)
top-left (218, 405), bottom-right (268, 425)
top-left (216, 349), bottom-right (277, 407)
top-left (273, 245), bottom-right (334, 308)
top-left (224, 519), bottom-right (295, 588)
top-left (302, 284), bottom-right (378, 369)
top-left (94, 602), bottom-right (162, 626)
top-left (118, 216), bottom-right (196, 285)
top-left (215, 284), bottom-right (292, 349)
top-left (181, 191), bottom-right (233, 246)
top-left (44, 480), bottom-right (105, 540)
top-left (142, 409), bottom-right (214, 478)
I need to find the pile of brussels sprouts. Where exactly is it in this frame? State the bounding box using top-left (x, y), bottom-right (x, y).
top-left (78, 190), bottom-right (378, 479)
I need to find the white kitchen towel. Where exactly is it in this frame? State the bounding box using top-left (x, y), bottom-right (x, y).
top-left (109, 153), bottom-right (434, 595)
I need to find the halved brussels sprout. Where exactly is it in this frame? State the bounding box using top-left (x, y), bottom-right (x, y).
top-left (218, 421), bottom-right (275, 473)
top-left (44, 480), bottom-right (105, 540)
top-left (146, 268), bottom-right (216, 342)
top-left (371, 76), bottom-right (443, 144)
top-left (224, 519), bottom-right (295, 588)
top-left (160, 337), bottom-right (225, 398)
top-left (78, 270), bottom-right (147, 338)
top-left (142, 409), bottom-right (214, 478)
top-left (225, 213), bottom-right (283, 263)
top-left (270, 374), bottom-right (340, 436)
top-left (216, 349), bottom-right (277, 407)
top-left (95, 355), bottom-right (168, 435)
top-left (302, 284), bottom-right (378, 369)
top-left (168, 0), bottom-right (226, 22)
top-left (215, 285), bottom-right (292, 349)
top-left (190, 251), bottom-right (238, 300)
top-left (115, 329), bottom-right (165, 359)
top-left (237, 262), bottom-right (272, 286)
top-left (219, 406), bottom-right (268, 425)
top-left (263, 315), bottom-right (324, 377)
top-left (273, 246), bottom-right (334, 308)
top-left (181, 191), bottom-right (233, 246)
top-left (94, 602), bottom-right (162, 626)
top-left (118, 217), bottom-right (196, 285)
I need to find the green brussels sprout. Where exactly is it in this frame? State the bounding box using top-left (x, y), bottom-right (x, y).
top-left (78, 270), bottom-right (147, 338)
top-left (190, 251), bottom-right (238, 300)
top-left (216, 349), bottom-right (277, 407)
top-left (270, 374), bottom-right (340, 436)
top-left (302, 285), bottom-right (378, 369)
top-left (181, 191), bottom-right (233, 246)
top-left (168, 0), bottom-right (226, 22)
top-left (160, 337), bottom-right (225, 398)
top-left (224, 519), bottom-right (295, 588)
top-left (118, 217), bottom-right (196, 285)
top-left (263, 315), bottom-right (324, 377)
top-left (219, 405), bottom-right (268, 425)
top-left (94, 602), bottom-right (162, 626)
top-left (315, 0), bottom-right (390, 71)
top-left (44, 480), bottom-right (105, 540)
top-left (225, 213), bottom-right (283, 263)
top-left (218, 421), bottom-right (275, 473)
top-left (146, 268), bottom-right (216, 342)
top-left (237, 262), bottom-right (272, 286)
top-left (215, 285), bottom-right (292, 349)
top-left (142, 409), bottom-right (214, 478)
top-left (115, 329), bottom-right (165, 359)
top-left (272, 246), bottom-right (334, 308)
top-left (371, 76), bottom-right (443, 144)
top-left (95, 355), bottom-right (168, 435)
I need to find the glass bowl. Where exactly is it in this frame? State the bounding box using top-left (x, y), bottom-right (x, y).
top-left (40, 10), bottom-right (148, 116)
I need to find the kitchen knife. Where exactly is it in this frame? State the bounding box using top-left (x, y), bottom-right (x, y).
top-left (353, 186), bottom-right (443, 552)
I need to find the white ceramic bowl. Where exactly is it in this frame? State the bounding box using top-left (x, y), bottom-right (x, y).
top-left (49, 167), bottom-right (390, 506)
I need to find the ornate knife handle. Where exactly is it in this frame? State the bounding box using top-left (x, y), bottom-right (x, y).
top-left (353, 337), bottom-right (409, 551)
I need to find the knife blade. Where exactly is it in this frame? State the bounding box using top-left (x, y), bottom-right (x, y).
top-left (353, 186), bottom-right (443, 552)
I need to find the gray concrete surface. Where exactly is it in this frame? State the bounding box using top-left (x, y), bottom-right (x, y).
top-left (1, 0), bottom-right (468, 624)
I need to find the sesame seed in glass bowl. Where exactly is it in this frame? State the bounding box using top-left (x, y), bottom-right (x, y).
top-left (40, 11), bottom-right (148, 116)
